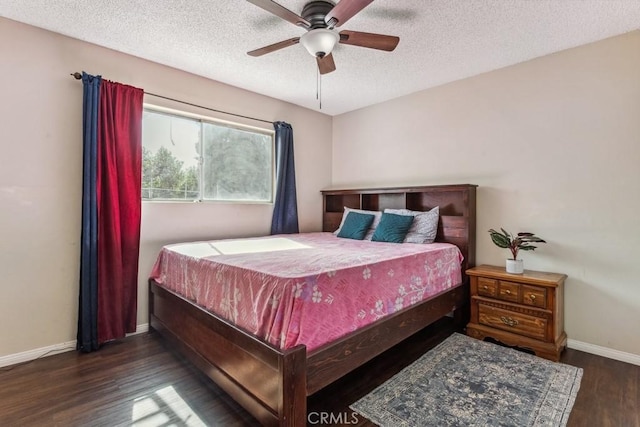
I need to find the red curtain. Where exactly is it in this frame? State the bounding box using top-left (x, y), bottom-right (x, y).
top-left (96, 80), bottom-right (144, 343)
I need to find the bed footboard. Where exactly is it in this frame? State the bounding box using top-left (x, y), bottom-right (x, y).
top-left (306, 283), bottom-right (467, 394)
top-left (149, 281), bottom-right (307, 426)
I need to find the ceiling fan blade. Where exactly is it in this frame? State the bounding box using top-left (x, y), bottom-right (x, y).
top-left (339, 30), bottom-right (399, 51)
top-left (246, 0), bottom-right (310, 28)
top-left (325, 0), bottom-right (373, 28)
top-left (317, 53), bottom-right (336, 75)
top-left (247, 37), bottom-right (300, 56)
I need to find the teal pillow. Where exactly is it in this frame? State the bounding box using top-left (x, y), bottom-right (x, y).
top-left (372, 213), bottom-right (415, 243)
top-left (337, 212), bottom-right (375, 240)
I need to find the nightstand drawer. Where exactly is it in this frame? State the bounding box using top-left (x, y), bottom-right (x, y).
top-left (497, 280), bottom-right (520, 303)
top-left (477, 277), bottom-right (497, 297)
top-left (522, 285), bottom-right (547, 308)
top-left (478, 304), bottom-right (547, 341)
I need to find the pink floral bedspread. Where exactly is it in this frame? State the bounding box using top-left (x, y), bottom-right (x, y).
top-left (150, 232), bottom-right (463, 352)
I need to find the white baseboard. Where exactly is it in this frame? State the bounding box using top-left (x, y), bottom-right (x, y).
top-left (128, 323), bottom-right (150, 336)
top-left (0, 323), bottom-right (150, 369)
top-left (0, 340), bottom-right (76, 368)
top-left (567, 338), bottom-right (640, 366)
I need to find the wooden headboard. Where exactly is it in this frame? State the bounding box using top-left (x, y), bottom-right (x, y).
top-left (321, 184), bottom-right (477, 274)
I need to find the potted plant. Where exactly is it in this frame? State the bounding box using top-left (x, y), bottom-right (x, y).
top-left (488, 228), bottom-right (546, 274)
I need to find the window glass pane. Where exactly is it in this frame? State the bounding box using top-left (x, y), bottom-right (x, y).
top-left (202, 123), bottom-right (272, 202)
top-left (142, 110), bottom-right (200, 200)
top-left (142, 107), bottom-right (274, 203)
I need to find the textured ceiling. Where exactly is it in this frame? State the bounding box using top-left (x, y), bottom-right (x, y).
top-left (1, 1), bottom-right (639, 115)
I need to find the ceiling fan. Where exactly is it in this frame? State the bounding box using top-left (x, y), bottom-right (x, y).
top-left (246, 0), bottom-right (400, 75)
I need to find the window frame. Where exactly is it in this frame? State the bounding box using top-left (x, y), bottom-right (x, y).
top-left (142, 104), bottom-right (276, 204)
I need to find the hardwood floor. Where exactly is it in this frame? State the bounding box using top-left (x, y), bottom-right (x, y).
top-left (1, 319), bottom-right (638, 426)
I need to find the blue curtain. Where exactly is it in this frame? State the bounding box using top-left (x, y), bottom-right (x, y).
top-left (271, 121), bottom-right (299, 234)
top-left (77, 72), bottom-right (101, 352)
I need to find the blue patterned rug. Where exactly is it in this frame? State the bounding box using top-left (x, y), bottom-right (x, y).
top-left (351, 333), bottom-right (582, 427)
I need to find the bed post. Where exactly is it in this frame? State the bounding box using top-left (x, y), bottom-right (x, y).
top-left (279, 345), bottom-right (307, 426)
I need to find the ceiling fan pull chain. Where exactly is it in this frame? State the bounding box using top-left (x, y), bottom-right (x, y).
top-left (319, 72), bottom-right (322, 110)
top-left (316, 66), bottom-right (322, 110)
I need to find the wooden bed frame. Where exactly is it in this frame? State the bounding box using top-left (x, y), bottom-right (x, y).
top-left (149, 184), bottom-right (477, 426)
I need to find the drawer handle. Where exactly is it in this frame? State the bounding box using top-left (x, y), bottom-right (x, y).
top-left (530, 294), bottom-right (536, 300)
top-left (505, 289), bottom-right (511, 295)
top-left (483, 285), bottom-right (488, 290)
top-left (500, 316), bottom-right (519, 327)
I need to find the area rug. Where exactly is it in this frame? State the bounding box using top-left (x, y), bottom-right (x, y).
top-left (350, 333), bottom-right (582, 427)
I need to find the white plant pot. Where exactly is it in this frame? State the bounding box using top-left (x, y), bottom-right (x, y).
top-left (506, 259), bottom-right (524, 274)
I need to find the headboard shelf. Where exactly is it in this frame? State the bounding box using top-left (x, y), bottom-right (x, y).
top-left (321, 184), bottom-right (477, 272)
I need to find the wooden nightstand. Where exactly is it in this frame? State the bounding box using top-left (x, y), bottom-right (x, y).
top-left (465, 265), bottom-right (567, 361)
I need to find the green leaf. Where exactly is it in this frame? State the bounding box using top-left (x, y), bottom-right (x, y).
top-left (488, 229), bottom-right (511, 248)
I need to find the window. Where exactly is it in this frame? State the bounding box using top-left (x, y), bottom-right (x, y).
top-left (142, 107), bottom-right (274, 202)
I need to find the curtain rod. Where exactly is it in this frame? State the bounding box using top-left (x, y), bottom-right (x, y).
top-left (70, 72), bottom-right (273, 125)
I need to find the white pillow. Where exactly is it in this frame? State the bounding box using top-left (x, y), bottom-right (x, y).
top-left (384, 207), bottom-right (439, 243)
top-left (334, 207), bottom-right (382, 240)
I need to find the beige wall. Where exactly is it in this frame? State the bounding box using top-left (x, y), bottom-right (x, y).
top-left (332, 31), bottom-right (640, 357)
top-left (0, 18), bottom-right (332, 358)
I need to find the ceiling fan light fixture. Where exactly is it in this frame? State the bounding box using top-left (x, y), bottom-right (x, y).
top-left (300, 28), bottom-right (339, 58)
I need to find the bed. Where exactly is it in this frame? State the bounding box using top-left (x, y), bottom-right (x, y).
top-left (149, 184), bottom-right (477, 426)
